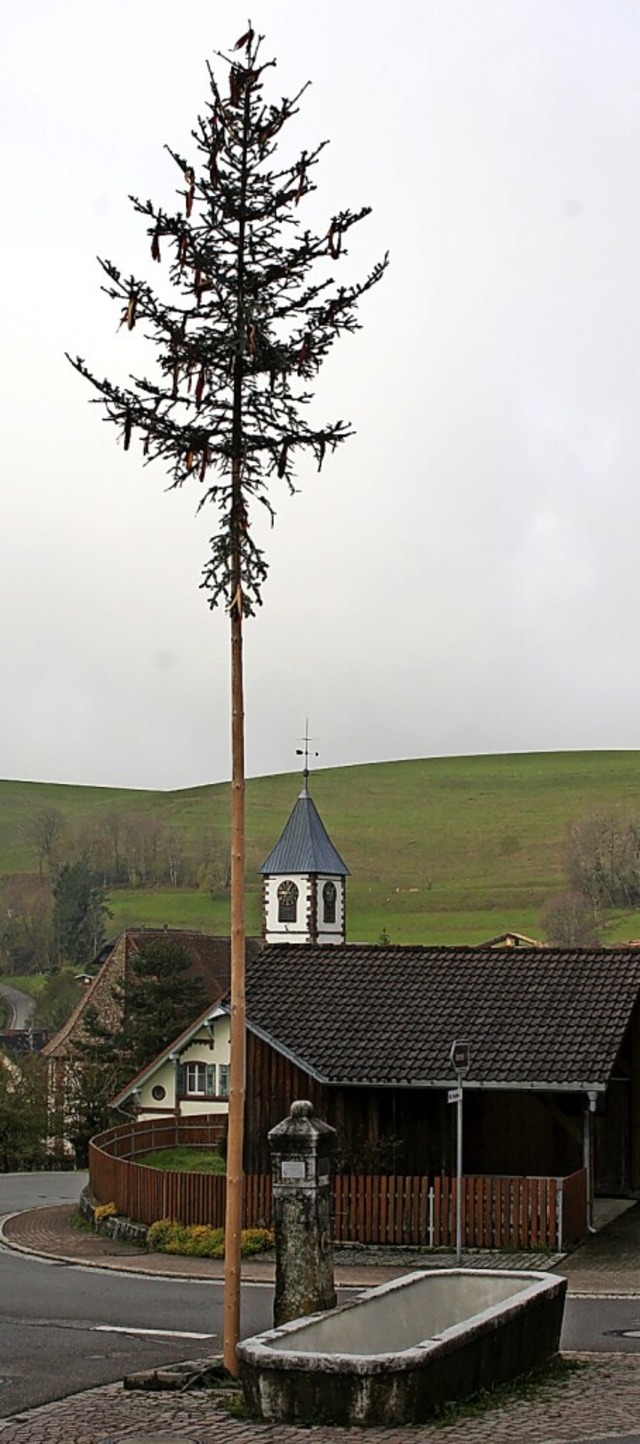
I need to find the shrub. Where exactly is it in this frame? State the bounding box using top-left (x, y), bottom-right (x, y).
top-left (146, 1220), bottom-right (274, 1258)
top-left (147, 1217), bottom-right (179, 1250)
top-left (182, 1225), bottom-right (225, 1258)
top-left (94, 1201), bottom-right (118, 1222)
top-left (241, 1228), bottom-right (274, 1256)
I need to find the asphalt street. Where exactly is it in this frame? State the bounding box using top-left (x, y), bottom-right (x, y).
top-left (0, 1248), bottom-right (272, 1415)
top-left (0, 1177), bottom-right (274, 1415)
top-left (0, 984), bottom-right (34, 1032)
top-left (0, 1172), bottom-right (87, 1213)
top-left (4, 1172), bottom-right (640, 1438)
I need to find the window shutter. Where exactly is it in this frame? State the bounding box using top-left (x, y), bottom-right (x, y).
top-left (206, 1063), bottom-right (216, 1096)
top-left (177, 1064), bottom-right (186, 1096)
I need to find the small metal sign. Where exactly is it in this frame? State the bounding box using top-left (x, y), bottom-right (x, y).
top-left (450, 1040), bottom-right (471, 1076)
top-left (281, 1159), bottom-right (305, 1180)
top-left (447, 1087), bottom-right (462, 1104)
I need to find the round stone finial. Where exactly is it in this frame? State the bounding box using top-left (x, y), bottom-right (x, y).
top-left (289, 1099), bottom-right (314, 1118)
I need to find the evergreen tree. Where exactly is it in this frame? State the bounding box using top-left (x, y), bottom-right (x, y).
top-left (67, 27), bottom-right (386, 1369)
top-left (71, 935), bottom-right (210, 1159)
top-left (33, 967), bottom-right (83, 1031)
top-left (115, 935), bottom-right (209, 1075)
top-left (52, 859), bottom-right (111, 967)
top-left (0, 1053), bottom-right (48, 1172)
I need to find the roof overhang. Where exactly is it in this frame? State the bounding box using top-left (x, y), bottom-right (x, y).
top-left (110, 1003), bottom-right (227, 1107)
top-left (324, 1078), bottom-right (609, 1093)
top-left (236, 1013), bottom-right (611, 1095)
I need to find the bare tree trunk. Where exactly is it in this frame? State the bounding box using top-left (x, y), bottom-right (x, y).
top-left (223, 77), bottom-right (251, 1375)
top-left (223, 524), bottom-right (246, 1377)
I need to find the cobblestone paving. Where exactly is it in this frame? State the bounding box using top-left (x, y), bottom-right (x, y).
top-left (0, 1354), bottom-right (639, 1444)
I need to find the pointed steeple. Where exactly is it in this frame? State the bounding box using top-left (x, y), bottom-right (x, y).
top-left (259, 730), bottom-right (349, 945)
top-left (259, 785), bottom-right (349, 878)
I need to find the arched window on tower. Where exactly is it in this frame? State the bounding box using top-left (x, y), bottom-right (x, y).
top-left (277, 879), bottom-right (299, 923)
top-left (323, 880), bottom-right (337, 924)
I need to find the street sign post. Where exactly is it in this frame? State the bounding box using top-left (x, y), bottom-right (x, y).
top-left (449, 1040), bottom-right (471, 1265)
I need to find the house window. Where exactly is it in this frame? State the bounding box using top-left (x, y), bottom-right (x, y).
top-left (277, 879), bottom-right (299, 923)
top-left (323, 880), bottom-right (337, 924)
top-left (185, 1063), bottom-right (216, 1096)
top-left (151, 1084), bottom-right (166, 1101)
top-left (218, 1064), bottom-right (229, 1098)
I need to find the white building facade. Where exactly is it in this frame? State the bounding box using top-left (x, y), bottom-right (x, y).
top-left (259, 777), bottom-right (349, 945)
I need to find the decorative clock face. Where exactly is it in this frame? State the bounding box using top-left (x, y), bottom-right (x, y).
top-left (277, 878), bottom-right (299, 922)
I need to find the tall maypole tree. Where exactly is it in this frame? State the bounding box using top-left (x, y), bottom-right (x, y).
top-left (68, 26), bottom-right (387, 1374)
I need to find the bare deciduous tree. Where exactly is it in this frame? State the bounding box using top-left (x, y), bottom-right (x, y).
top-left (541, 891), bottom-right (601, 948)
top-left (566, 810), bottom-right (640, 908)
top-left (23, 808), bottom-right (65, 882)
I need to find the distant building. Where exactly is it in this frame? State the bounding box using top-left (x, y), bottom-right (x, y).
top-left (259, 774), bottom-right (349, 945)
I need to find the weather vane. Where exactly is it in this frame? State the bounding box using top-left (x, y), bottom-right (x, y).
top-left (296, 719), bottom-right (319, 782)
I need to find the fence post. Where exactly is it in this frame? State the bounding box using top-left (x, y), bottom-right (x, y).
top-left (428, 1186), bottom-right (434, 1248)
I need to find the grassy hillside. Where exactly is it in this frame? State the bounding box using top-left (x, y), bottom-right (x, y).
top-left (3, 751), bottom-right (640, 944)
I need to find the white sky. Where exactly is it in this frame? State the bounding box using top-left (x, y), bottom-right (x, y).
top-left (2, 0), bottom-right (640, 790)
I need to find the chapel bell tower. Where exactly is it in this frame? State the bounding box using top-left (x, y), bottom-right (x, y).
top-left (259, 737), bottom-right (349, 945)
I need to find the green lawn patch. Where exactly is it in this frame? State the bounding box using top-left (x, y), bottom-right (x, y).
top-left (0, 974), bottom-right (46, 997)
top-left (138, 1147), bottom-right (225, 1174)
top-left (5, 751), bottom-right (640, 943)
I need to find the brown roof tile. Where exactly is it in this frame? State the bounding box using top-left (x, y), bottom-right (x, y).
top-left (43, 929), bottom-right (261, 1058)
top-left (244, 945), bottom-right (640, 1090)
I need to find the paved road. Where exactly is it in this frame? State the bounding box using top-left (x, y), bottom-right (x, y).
top-left (3, 1175), bottom-right (640, 1441)
top-left (0, 1172), bottom-right (86, 1213)
top-left (0, 1246), bottom-right (273, 1416)
top-left (566, 1296), bottom-right (640, 1352)
top-left (0, 984), bottom-right (34, 1031)
top-left (0, 1174), bottom-right (274, 1416)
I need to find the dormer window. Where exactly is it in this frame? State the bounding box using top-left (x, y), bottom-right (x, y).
top-left (323, 880), bottom-right (337, 924)
top-left (278, 879), bottom-right (299, 923)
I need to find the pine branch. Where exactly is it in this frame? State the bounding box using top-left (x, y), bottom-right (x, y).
top-left (68, 33), bottom-right (387, 613)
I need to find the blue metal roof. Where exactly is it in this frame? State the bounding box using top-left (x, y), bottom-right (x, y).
top-left (259, 784), bottom-right (349, 876)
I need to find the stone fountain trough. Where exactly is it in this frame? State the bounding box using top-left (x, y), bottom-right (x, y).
top-left (238, 1268), bottom-right (567, 1426)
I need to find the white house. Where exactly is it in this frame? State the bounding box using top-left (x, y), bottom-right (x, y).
top-left (111, 1000), bottom-right (231, 1122)
top-left (111, 774), bottom-right (349, 1120)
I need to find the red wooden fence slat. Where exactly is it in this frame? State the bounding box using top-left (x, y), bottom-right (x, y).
top-left (379, 1173), bottom-right (388, 1245)
top-left (88, 1120), bottom-right (585, 1248)
top-left (433, 1176), bottom-right (441, 1247)
top-left (548, 1176), bottom-right (557, 1249)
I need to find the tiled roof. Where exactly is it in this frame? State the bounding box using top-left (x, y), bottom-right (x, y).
top-left (124, 929), bottom-right (258, 1001)
top-left (259, 786), bottom-right (349, 877)
top-left (43, 929), bottom-right (261, 1057)
top-left (244, 945), bottom-right (640, 1089)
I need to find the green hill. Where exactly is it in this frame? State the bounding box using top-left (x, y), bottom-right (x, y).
top-left (3, 751), bottom-right (640, 944)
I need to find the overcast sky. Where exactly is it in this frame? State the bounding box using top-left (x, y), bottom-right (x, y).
top-left (2, 0), bottom-right (640, 791)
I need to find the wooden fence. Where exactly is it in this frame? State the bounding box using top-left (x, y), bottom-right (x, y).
top-left (89, 1119), bottom-right (587, 1249)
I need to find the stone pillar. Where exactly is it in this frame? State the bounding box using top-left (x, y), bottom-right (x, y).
top-left (268, 1099), bottom-right (336, 1326)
